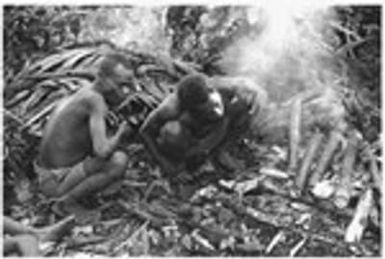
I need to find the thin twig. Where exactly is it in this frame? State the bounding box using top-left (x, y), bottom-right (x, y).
top-left (289, 236), bottom-right (308, 257)
top-left (265, 230), bottom-right (284, 254)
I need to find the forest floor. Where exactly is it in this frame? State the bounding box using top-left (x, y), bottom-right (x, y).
top-left (5, 137), bottom-right (381, 257)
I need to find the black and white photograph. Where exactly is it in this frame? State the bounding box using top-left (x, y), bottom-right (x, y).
top-left (2, 2), bottom-right (382, 257)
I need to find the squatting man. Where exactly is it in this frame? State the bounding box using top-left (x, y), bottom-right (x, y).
top-left (140, 73), bottom-right (268, 176)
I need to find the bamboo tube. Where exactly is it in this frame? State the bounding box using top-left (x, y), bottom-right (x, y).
top-left (309, 131), bottom-right (342, 186)
top-left (296, 132), bottom-right (324, 194)
top-left (288, 98), bottom-right (302, 173)
top-left (334, 132), bottom-right (358, 209)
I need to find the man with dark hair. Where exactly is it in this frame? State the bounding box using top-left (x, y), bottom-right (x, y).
top-left (34, 52), bottom-right (133, 216)
top-left (140, 73), bottom-right (268, 174)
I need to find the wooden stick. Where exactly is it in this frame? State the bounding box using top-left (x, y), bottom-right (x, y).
top-left (288, 98), bottom-right (302, 173)
top-left (309, 131), bottom-right (342, 186)
top-left (265, 230), bottom-right (284, 254)
top-left (295, 132), bottom-right (323, 194)
top-left (191, 230), bottom-right (216, 251)
top-left (334, 132), bottom-right (358, 209)
top-left (290, 236), bottom-right (308, 257)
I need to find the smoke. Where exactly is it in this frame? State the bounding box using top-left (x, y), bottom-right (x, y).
top-left (80, 5), bottom-right (344, 103)
top-left (218, 3), bottom-right (342, 102)
top-left (81, 7), bottom-right (170, 54)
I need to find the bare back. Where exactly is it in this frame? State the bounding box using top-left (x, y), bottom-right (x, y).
top-left (38, 88), bottom-right (105, 168)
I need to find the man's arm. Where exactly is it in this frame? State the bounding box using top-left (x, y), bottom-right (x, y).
top-left (211, 76), bottom-right (269, 116)
top-left (89, 93), bottom-right (127, 159)
top-left (139, 94), bottom-right (180, 171)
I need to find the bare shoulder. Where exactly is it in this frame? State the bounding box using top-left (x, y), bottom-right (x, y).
top-left (213, 76), bottom-right (266, 94)
top-left (151, 92), bottom-right (180, 120)
top-left (76, 88), bottom-right (107, 113)
top-left (140, 92), bottom-right (180, 133)
top-left (210, 76), bottom-right (259, 90)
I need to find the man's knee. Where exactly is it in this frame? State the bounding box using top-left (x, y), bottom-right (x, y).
top-left (9, 234), bottom-right (39, 256)
top-left (14, 234), bottom-right (38, 243)
top-left (110, 151), bottom-right (128, 167)
top-left (108, 151), bottom-right (128, 177)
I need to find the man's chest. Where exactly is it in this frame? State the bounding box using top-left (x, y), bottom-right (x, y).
top-left (178, 112), bottom-right (224, 138)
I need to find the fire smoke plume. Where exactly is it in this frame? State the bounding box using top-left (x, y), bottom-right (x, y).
top-left (80, 5), bottom-right (344, 104)
top-left (218, 3), bottom-right (342, 102)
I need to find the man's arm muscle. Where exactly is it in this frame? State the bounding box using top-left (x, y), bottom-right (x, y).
top-left (89, 93), bottom-right (125, 158)
top-left (212, 76), bottom-right (268, 116)
top-left (140, 94), bottom-right (179, 170)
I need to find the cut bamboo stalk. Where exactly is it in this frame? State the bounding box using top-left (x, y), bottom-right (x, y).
top-left (288, 98), bottom-right (302, 173)
top-left (309, 131), bottom-right (342, 186)
top-left (334, 132), bottom-right (358, 209)
top-left (296, 132), bottom-right (323, 194)
top-left (345, 188), bottom-right (373, 243)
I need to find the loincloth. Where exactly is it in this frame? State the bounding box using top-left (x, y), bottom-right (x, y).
top-left (33, 160), bottom-right (85, 197)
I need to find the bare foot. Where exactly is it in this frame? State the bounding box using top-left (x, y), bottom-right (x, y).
top-left (37, 215), bottom-right (76, 242)
top-left (215, 150), bottom-right (244, 171)
top-left (10, 234), bottom-right (41, 256)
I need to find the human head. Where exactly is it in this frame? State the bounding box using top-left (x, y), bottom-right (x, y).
top-left (177, 74), bottom-right (224, 121)
top-left (95, 52), bottom-right (133, 105)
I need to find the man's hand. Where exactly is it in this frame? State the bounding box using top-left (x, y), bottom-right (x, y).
top-left (160, 158), bottom-right (184, 176)
top-left (186, 117), bottom-right (229, 158)
top-left (117, 121), bottom-right (128, 135)
top-left (117, 121), bottom-right (135, 150)
top-left (236, 89), bottom-right (258, 115)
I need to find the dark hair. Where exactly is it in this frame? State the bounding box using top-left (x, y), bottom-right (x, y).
top-left (177, 74), bottom-right (210, 111)
top-left (97, 52), bottom-right (131, 78)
